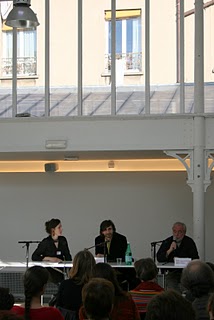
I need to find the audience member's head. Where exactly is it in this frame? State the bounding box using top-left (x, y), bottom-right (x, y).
top-left (24, 266), bottom-right (49, 320)
top-left (0, 288), bottom-right (14, 310)
top-left (82, 278), bottom-right (114, 320)
top-left (134, 258), bottom-right (158, 281)
top-left (181, 260), bottom-right (214, 297)
top-left (69, 250), bottom-right (96, 285)
top-left (0, 311), bottom-right (23, 320)
top-left (145, 290), bottom-right (196, 320)
top-left (208, 292), bottom-right (214, 319)
top-left (92, 263), bottom-right (123, 297)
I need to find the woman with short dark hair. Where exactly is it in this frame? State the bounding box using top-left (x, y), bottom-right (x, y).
top-left (82, 278), bottom-right (114, 320)
top-left (130, 258), bottom-right (164, 319)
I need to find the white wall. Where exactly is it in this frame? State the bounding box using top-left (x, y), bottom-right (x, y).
top-left (2, 171), bottom-right (210, 263)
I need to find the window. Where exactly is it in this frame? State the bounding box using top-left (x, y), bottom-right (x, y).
top-left (105, 9), bottom-right (142, 73)
top-left (2, 23), bottom-right (37, 77)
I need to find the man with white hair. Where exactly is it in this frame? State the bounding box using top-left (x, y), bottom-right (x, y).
top-left (157, 222), bottom-right (199, 291)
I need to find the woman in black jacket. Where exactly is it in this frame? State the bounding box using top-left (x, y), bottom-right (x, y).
top-left (32, 218), bottom-right (72, 284)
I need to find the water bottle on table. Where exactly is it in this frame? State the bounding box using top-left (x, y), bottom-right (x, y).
top-left (125, 242), bottom-right (132, 265)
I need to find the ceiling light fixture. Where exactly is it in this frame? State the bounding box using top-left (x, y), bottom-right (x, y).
top-left (5, 0), bottom-right (39, 28)
top-left (108, 160), bottom-right (115, 169)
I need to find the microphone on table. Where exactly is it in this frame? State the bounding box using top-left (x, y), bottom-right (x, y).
top-left (151, 240), bottom-right (164, 246)
top-left (84, 239), bottom-right (110, 251)
top-left (18, 241), bottom-right (41, 244)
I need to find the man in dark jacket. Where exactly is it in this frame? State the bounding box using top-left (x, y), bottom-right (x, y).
top-left (157, 221), bottom-right (199, 292)
top-left (95, 220), bottom-right (127, 262)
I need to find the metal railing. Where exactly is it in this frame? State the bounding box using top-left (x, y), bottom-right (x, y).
top-left (105, 52), bottom-right (142, 73)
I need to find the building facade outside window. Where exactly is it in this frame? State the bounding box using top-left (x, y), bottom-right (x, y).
top-left (2, 23), bottom-right (37, 77)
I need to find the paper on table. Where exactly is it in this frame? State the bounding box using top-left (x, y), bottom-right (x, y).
top-left (174, 257), bottom-right (191, 267)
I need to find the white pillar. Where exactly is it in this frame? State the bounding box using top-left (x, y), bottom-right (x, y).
top-left (193, 117), bottom-right (205, 260)
top-left (193, 0), bottom-right (205, 260)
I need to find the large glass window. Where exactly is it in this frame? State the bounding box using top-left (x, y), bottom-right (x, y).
top-left (105, 9), bottom-right (142, 73)
top-left (2, 24), bottom-right (37, 77)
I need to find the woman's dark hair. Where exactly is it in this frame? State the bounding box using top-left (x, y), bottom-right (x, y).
top-left (24, 266), bottom-right (49, 320)
top-left (82, 278), bottom-right (114, 320)
top-left (69, 250), bottom-right (96, 285)
top-left (134, 258), bottom-right (158, 281)
top-left (45, 218), bottom-right (60, 234)
top-left (99, 220), bottom-right (116, 234)
top-left (0, 288), bottom-right (14, 310)
top-left (92, 263), bottom-right (126, 304)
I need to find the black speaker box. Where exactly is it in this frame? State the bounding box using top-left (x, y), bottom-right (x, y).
top-left (44, 163), bottom-right (58, 172)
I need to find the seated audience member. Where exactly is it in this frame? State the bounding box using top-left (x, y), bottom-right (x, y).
top-left (95, 220), bottom-right (127, 262)
top-left (181, 260), bottom-right (214, 320)
top-left (79, 262), bottom-right (140, 320)
top-left (145, 290), bottom-right (196, 320)
top-left (12, 266), bottom-right (63, 320)
top-left (0, 288), bottom-right (14, 310)
top-left (130, 258), bottom-right (164, 319)
top-left (56, 250), bottom-right (96, 317)
top-left (207, 292), bottom-right (214, 320)
top-left (82, 278), bottom-right (114, 320)
top-left (157, 222), bottom-right (199, 292)
top-left (0, 311), bottom-right (23, 320)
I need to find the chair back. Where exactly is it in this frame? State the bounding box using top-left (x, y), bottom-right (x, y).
top-left (57, 306), bottom-right (78, 320)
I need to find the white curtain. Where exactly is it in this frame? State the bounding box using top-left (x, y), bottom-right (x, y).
top-left (132, 18), bottom-right (141, 53)
top-left (17, 30), bottom-right (36, 57)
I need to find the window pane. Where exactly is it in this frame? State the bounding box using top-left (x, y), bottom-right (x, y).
top-left (126, 19), bottom-right (133, 52)
top-left (2, 28), bottom-right (37, 77)
top-left (116, 20), bottom-right (122, 54)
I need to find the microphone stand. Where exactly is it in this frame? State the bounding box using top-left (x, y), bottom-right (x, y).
top-left (104, 242), bottom-right (107, 263)
top-left (150, 240), bottom-right (163, 263)
top-left (18, 241), bottom-right (40, 269)
top-left (85, 241), bottom-right (108, 262)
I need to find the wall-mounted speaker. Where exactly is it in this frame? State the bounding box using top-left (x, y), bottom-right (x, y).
top-left (44, 163), bottom-right (58, 172)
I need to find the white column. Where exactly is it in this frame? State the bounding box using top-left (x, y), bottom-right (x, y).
top-left (45, 0), bottom-right (50, 117)
top-left (193, 117), bottom-right (205, 260)
top-left (78, 0), bottom-right (83, 116)
top-left (145, 0), bottom-right (150, 114)
top-left (193, 0), bottom-right (205, 260)
top-left (12, 27), bottom-right (17, 117)
top-left (111, 0), bottom-right (116, 115)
